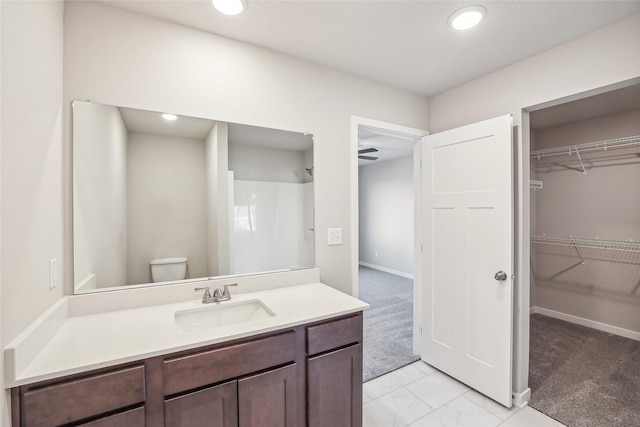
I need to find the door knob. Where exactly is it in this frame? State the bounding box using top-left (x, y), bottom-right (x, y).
top-left (494, 271), bottom-right (508, 281)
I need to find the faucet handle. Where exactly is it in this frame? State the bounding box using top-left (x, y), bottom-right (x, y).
top-left (195, 286), bottom-right (212, 302)
top-left (222, 283), bottom-right (238, 298)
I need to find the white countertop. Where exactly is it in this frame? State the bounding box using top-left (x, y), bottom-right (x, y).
top-left (5, 282), bottom-right (368, 387)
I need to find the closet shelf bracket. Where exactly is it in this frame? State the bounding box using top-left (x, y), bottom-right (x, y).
top-left (572, 147), bottom-right (587, 175)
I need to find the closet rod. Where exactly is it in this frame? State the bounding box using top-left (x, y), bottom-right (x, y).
top-left (531, 235), bottom-right (640, 254)
top-left (530, 134), bottom-right (640, 160)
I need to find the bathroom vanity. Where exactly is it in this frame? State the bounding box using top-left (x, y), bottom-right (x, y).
top-left (6, 279), bottom-right (368, 427)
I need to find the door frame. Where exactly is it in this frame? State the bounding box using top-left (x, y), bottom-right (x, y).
top-left (350, 116), bottom-right (428, 354)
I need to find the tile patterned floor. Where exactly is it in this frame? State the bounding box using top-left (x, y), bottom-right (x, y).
top-left (363, 361), bottom-right (567, 427)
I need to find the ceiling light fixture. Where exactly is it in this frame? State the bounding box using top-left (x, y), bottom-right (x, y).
top-left (162, 113), bottom-right (178, 121)
top-left (448, 5), bottom-right (486, 30)
top-left (211, 0), bottom-right (247, 16)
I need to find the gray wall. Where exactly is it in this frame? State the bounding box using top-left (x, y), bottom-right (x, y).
top-left (358, 156), bottom-right (414, 276)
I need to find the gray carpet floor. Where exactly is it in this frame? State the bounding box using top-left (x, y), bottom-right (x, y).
top-left (359, 266), bottom-right (420, 382)
top-left (529, 314), bottom-right (640, 427)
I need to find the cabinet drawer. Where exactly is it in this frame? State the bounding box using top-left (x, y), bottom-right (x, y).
top-left (307, 315), bottom-right (362, 356)
top-left (164, 331), bottom-right (296, 395)
top-left (21, 365), bottom-right (145, 427)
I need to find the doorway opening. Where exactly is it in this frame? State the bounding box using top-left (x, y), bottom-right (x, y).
top-left (524, 80), bottom-right (640, 426)
top-left (351, 117), bottom-right (427, 381)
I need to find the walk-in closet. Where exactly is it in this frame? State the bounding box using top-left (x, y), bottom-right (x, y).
top-left (527, 83), bottom-right (640, 426)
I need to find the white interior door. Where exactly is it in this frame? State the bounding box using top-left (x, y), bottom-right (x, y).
top-left (419, 115), bottom-right (514, 407)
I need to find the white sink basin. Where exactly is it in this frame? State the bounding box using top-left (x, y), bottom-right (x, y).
top-left (175, 299), bottom-right (276, 332)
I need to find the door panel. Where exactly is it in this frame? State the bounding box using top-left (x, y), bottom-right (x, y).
top-left (307, 344), bottom-right (362, 427)
top-left (238, 364), bottom-right (297, 427)
top-left (420, 115), bottom-right (513, 407)
top-left (165, 380), bottom-right (238, 427)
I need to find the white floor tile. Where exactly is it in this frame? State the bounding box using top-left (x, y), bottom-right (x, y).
top-left (363, 389), bottom-right (372, 404)
top-left (364, 363), bottom-right (426, 399)
top-left (364, 387), bottom-right (433, 427)
top-left (408, 395), bottom-right (502, 427)
top-left (410, 361), bottom-right (436, 375)
top-left (405, 370), bottom-right (469, 408)
top-left (499, 406), bottom-right (567, 427)
top-left (463, 389), bottom-right (520, 420)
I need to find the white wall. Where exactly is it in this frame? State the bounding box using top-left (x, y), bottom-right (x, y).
top-left (127, 132), bottom-right (208, 284)
top-left (229, 143), bottom-right (307, 183)
top-left (73, 102), bottom-right (127, 289)
top-left (428, 12), bottom-right (640, 399)
top-left (205, 122), bottom-right (231, 276)
top-left (1, 0), bottom-right (64, 347)
top-left (358, 156), bottom-right (414, 276)
top-left (63, 2), bottom-right (430, 296)
top-left (532, 110), bottom-right (640, 333)
top-left (1, 1), bottom-right (64, 423)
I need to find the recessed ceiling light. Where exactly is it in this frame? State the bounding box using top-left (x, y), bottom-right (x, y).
top-left (162, 113), bottom-right (178, 121)
top-left (211, 0), bottom-right (247, 16)
top-left (448, 5), bottom-right (486, 30)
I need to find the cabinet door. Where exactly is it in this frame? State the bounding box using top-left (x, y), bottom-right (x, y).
top-left (238, 364), bottom-right (297, 427)
top-left (79, 407), bottom-right (145, 426)
top-left (165, 380), bottom-right (238, 427)
top-left (307, 344), bottom-right (362, 427)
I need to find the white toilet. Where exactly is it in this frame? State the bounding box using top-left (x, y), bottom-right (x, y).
top-left (150, 257), bottom-right (188, 282)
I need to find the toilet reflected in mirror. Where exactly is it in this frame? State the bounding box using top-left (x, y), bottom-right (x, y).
top-left (150, 257), bottom-right (188, 283)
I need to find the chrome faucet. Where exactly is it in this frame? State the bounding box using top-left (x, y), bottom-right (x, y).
top-left (195, 283), bottom-right (238, 303)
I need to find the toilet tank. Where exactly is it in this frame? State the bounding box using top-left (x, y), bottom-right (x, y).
top-left (150, 257), bottom-right (188, 283)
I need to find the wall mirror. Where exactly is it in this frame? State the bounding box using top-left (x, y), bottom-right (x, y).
top-left (73, 100), bottom-right (314, 293)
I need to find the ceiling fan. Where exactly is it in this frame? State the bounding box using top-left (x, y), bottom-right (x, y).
top-left (358, 147), bottom-right (379, 161)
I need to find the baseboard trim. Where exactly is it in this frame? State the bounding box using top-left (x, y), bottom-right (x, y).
top-left (512, 388), bottom-right (531, 408)
top-left (530, 306), bottom-right (640, 342)
top-left (359, 262), bottom-right (414, 279)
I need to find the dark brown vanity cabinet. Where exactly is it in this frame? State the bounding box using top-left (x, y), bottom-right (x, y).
top-left (11, 365), bottom-right (146, 427)
top-left (306, 315), bottom-right (363, 427)
top-left (11, 312), bottom-right (363, 427)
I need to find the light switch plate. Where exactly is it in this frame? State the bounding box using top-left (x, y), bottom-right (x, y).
top-left (328, 228), bottom-right (343, 245)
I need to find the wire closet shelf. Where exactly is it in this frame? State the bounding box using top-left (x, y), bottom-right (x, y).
top-left (531, 235), bottom-right (640, 254)
top-left (530, 134), bottom-right (640, 160)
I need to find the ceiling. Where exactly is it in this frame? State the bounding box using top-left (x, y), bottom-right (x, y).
top-left (103, 1), bottom-right (640, 166)
top-left (120, 106), bottom-right (215, 139)
top-left (120, 105), bottom-right (313, 150)
top-left (100, 0), bottom-right (640, 97)
top-left (358, 126), bottom-right (420, 166)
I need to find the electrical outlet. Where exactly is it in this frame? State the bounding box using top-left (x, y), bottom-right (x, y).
top-left (328, 228), bottom-right (343, 245)
top-left (49, 259), bottom-right (57, 290)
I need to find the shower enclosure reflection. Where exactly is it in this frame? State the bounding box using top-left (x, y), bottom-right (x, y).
top-left (73, 101), bottom-right (314, 293)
